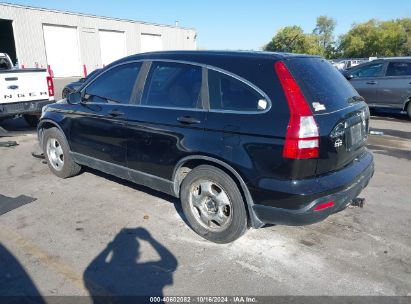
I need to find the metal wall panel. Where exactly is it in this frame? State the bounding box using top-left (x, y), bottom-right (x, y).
top-left (43, 24), bottom-right (82, 77)
top-left (0, 3), bottom-right (197, 77)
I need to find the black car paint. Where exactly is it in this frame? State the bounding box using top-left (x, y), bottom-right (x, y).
top-left (39, 51), bottom-right (374, 228)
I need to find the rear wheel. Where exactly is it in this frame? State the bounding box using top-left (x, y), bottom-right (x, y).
top-left (62, 88), bottom-right (70, 99)
top-left (23, 114), bottom-right (39, 127)
top-left (42, 127), bottom-right (81, 178)
top-left (180, 165), bottom-right (248, 243)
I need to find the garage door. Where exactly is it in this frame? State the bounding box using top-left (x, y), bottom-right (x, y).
top-left (43, 25), bottom-right (81, 77)
top-left (99, 30), bottom-right (126, 66)
top-left (141, 34), bottom-right (163, 53)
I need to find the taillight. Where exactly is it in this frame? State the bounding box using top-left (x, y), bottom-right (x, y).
top-left (274, 61), bottom-right (319, 159)
top-left (47, 76), bottom-right (54, 97)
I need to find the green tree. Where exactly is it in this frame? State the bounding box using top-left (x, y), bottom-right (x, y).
top-left (339, 18), bottom-right (411, 57)
top-left (264, 26), bottom-right (322, 55)
top-left (313, 16), bottom-right (337, 58)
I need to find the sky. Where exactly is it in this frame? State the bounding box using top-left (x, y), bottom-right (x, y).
top-left (3, 0), bottom-right (411, 50)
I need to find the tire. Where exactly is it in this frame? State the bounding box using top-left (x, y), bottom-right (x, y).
top-left (42, 127), bottom-right (81, 178)
top-left (407, 102), bottom-right (411, 120)
top-left (180, 165), bottom-right (248, 243)
top-left (23, 114), bottom-right (39, 127)
top-left (62, 88), bottom-right (70, 99)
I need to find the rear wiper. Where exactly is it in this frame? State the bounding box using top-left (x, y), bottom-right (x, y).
top-left (347, 95), bottom-right (365, 103)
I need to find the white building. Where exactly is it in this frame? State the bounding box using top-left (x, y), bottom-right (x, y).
top-left (0, 3), bottom-right (197, 77)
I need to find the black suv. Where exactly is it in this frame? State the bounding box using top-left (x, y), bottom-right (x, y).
top-left (38, 51), bottom-right (374, 243)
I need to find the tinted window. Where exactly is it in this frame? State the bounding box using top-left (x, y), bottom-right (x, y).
top-left (351, 63), bottom-right (384, 78)
top-left (85, 63), bottom-right (141, 104)
top-left (208, 70), bottom-right (267, 112)
top-left (142, 62), bottom-right (202, 109)
top-left (386, 62), bottom-right (411, 76)
top-left (286, 58), bottom-right (359, 113)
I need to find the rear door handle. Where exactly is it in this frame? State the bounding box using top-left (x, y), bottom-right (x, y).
top-left (108, 109), bottom-right (124, 117)
top-left (366, 81), bottom-right (377, 85)
top-left (177, 116), bottom-right (201, 124)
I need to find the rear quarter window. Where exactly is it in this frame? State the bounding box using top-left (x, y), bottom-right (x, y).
top-left (386, 62), bottom-right (411, 77)
top-left (286, 57), bottom-right (359, 113)
top-left (208, 69), bottom-right (268, 112)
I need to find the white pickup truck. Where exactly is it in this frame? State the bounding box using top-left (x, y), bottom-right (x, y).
top-left (0, 53), bottom-right (55, 126)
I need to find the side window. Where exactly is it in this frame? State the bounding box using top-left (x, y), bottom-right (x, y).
top-left (208, 70), bottom-right (267, 112)
top-left (84, 63), bottom-right (141, 104)
top-left (386, 62), bottom-right (411, 77)
top-left (142, 62), bottom-right (202, 109)
top-left (352, 63), bottom-right (384, 78)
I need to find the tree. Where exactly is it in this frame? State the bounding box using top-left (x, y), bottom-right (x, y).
top-left (339, 18), bottom-right (411, 57)
top-left (264, 26), bottom-right (322, 55)
top-left (264, 16), bottom-right (411, 58)
top-left (313, 16), bottom-right (337, 58)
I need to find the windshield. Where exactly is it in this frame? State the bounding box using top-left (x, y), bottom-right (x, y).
top-left (286, 57), bottom-right (360, 113)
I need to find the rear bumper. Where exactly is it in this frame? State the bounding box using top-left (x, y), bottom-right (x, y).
top-left (252, 151), bottom-right (374, 225)
top-left (0, 99), bottom-right (54, 118)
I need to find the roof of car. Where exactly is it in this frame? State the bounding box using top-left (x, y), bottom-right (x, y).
top-left (379, 57), bottom-right (411, 61)
top-left (116, 50), bottom-right (318, 64)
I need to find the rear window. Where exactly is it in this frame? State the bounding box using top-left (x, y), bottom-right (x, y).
top-left (286, 58), bottom-right (359, 113)
top-left (386, 62), bottom-right (411, 77)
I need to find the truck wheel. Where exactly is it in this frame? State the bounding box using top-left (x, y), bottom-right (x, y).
top-left (180, 165), bottom-right (248, 243)
top-left (23, 114), bottom-right (39, 127)
top-left (42, 127), bottom-right (81, 178)
top-left (407, 102), bottom-right (411, 120)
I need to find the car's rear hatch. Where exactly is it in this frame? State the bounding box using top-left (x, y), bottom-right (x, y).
top-left (285, 57), bottom-right (370, 176)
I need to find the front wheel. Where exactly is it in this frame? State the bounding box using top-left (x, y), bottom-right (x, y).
top-left (180, 165), bottom-right (248, 243)
top-left (42, 127), bottom-right (81, 178)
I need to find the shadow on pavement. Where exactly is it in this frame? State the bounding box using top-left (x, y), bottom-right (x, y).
top-left (83, 167), bottom-right (190, 228)
top-left (0, 116), bottom-right (36, 134)
top-left (0, 243), bottom-right (45, 303)
top-left (369, 128), bottom-right (411, 141)
top-left (83, 227), bottom-right (178, 300)
top-left (370, 108), bottom-right (409, 122)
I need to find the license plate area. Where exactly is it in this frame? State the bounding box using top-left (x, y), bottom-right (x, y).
top-left (346, 122), bottom-right (364, 151)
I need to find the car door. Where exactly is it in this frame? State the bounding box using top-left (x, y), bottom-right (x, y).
top-left (202, 67), bottom-right (275, 182)
top-left (125, 61), bottom-right (206, 182)
top-left (68, 62), bottom-right (142, 166)
top-left (375, 60), bottom-right (411, 108)
top-left (348, 61), bottom-right (385, 105)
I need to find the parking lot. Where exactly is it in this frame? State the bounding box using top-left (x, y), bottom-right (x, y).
top-left (0, 112), bottom-right (410, 298)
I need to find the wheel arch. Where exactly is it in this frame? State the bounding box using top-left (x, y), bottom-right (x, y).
top-left (172, 155), bottom-right (264, 228)
top-left (37, 119), bottom-right (70, 152)
top-left (404, 96), bottom-right (411, 111)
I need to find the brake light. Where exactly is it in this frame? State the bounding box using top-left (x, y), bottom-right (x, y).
top-left (275, 61), bottom-right (319, 159)
top-left (314, 201), bottom-right (334, 211)
top-left (47, 76), bottom-right (54, 97)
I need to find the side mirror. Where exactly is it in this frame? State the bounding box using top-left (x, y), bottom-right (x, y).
top-left (67, 91), bottom-right (82, 104)
top-left (343, 72), bottom-right (354, 80)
